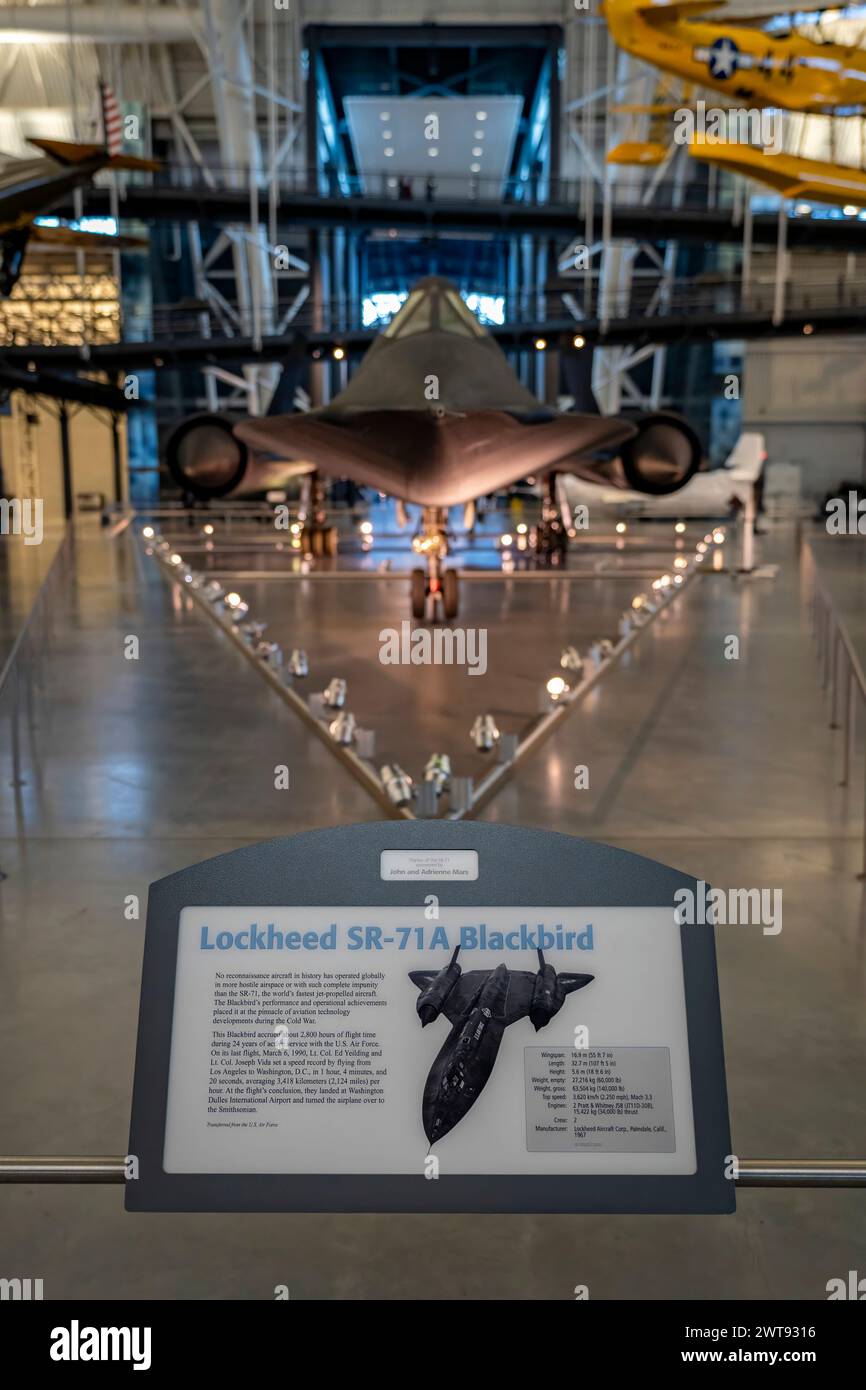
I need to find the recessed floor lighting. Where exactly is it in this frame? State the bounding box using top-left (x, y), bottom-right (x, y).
top-left (380, 111), bottom-right (390, 120)
top-left (428, 147), bottom-right (438, 156)
top-left (470, 163), bottom-right (481, 173)
top-left (382, 130), bottom-right (392, 139)
top-left (474, 130), bottom-right (484, 139)
top-left (472, 147), bottom-right (483, 156)
top-left (384, 148), bottom-right (394, 157)
top-left (476, 110), bottom-right (487, 120)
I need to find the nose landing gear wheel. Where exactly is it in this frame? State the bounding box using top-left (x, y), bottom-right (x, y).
top-left (442, 568), bottom-right (459, 620)
top-left (303, 523), bottom-right (338, 557)
top-left (411, 568), bottom-right (427, 620)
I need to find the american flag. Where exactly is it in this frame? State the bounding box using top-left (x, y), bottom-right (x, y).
top-left (100, 81), bottom-right (123, 155)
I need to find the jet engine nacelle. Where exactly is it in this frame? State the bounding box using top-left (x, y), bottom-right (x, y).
top-left (165, 413), bottom-right (249, 498)
top-left (414, 952), bottom-right (462, 1027)
top-left (529, 960), bottom-right (566, 1032)
top-left (619, 412), bottom-right (702, 496)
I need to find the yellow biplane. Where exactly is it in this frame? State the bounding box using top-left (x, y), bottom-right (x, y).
top-left (604, 0), bottom-right (866, 114)
top-left (604, 2), bottom-right (866, 208)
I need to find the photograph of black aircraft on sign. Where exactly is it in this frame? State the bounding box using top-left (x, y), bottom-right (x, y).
top-left (165, 275), bottom-right (702, 619)
top-left (409, 946), bottom-right (594, 1145)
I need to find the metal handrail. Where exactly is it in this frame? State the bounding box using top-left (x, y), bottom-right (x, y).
top-left (0, 530), bottom-right (70, 699)
top-left (802, 535), bottom-right (866, 873)
top-left (0, 1155), bottom-right (862, 1187)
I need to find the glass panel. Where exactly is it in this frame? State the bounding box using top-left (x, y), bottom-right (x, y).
top-left (396, 293), bottom-right (432, 336)
top-left (440, 291), bottom-right (485, 337)
top-left (382, 289), bottom-right (423, 338)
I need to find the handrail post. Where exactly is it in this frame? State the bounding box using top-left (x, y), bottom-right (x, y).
top-left (841, 663), bottom-right (854, 786)
top-left (830, 629), bottom-right (841, 728)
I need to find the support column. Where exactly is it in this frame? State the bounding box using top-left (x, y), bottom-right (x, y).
top-left (111, 414), bottom-right (123, 505)
top-left (772, 201), bottom-right (788, 327)
top-left (59, 405), bottom-right (73, 520)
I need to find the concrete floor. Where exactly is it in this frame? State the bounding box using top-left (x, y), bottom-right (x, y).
top-left (0, 517), bottom-right (864, 1299)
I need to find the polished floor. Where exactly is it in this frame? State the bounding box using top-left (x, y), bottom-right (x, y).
top-left (0, 517), bottom-right (864, 1299)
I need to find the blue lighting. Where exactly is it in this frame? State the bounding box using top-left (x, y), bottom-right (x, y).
top-left (361, 289), bottom-right (506, 328)
top-left (34, 215), bottom-right (119, 236)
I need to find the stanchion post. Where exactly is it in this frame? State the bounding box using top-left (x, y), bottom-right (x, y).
top-left (841, 665), bottom-right (854, 786)
top-left (830, 630), bottom-right (841, 728)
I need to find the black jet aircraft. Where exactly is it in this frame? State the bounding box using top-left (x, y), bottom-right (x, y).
top-left (409, 946), bottom-right (594, 1145)
top-left (0, 82), bottom-right (155, 296)
top-left (166, 275), bottom-right (702, 617)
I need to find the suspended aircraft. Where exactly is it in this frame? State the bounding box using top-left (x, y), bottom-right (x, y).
top-left (0, 82), bottom-right (156, 296)
top-left (603, 0), bottom-right (866, 114)
top-left (166, 276), bottom-right (702, 619)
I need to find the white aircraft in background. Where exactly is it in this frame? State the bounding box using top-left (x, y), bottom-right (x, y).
top-left (559, 432), bottom-right (766, 520)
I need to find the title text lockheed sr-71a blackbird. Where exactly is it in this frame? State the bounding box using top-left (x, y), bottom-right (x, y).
top-left (166, 276), bottom-right (702, 618)
top-left (409, 946), bottom-right (594, 1145)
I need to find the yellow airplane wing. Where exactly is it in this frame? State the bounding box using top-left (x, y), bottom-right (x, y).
top-left (632, 1), bottom-right (726, 16)
top-left (607, 140), bottom-right (671, 165)
top-left (688, 136), bottom-right (866, 207)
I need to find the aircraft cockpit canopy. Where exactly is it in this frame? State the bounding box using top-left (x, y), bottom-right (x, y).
top-left (383, 281), bottom-right (487, 340)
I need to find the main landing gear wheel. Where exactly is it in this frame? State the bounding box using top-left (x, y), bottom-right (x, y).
top-left (411, 568), bottom-right (427, 620)
top-left (304, 524), bottom-right (338, 557)
top-left (442, 568), bottom-right (459, 620)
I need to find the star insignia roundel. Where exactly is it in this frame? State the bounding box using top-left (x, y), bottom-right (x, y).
top-left (708, 37), bottom-right (739, 80)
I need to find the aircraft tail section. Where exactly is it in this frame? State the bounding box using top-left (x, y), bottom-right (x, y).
top-left (724, 431), bottom-right (766, 481)
top-left (25, 136), bottom-right (159, 173)
top-left (27, 81), bottom-right (159, 171)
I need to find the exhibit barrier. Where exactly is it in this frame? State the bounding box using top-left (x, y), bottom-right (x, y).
top-left (0, 532), bottom-right (72, 816)
top-left (0, 1157), bottom-right (864, 1188)
top-left (145, 532), bottom-right (694, 822)
top-left (802, 537), bottom-right (866, 874)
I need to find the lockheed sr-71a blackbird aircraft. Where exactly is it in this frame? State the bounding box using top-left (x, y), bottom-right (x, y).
top-left (409, 946), bottom-right (594, 1145)
top-left (166, 275), bottom-right (702, 618)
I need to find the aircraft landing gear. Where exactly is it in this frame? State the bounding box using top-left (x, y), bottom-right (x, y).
top-left (411, 506), bottom-right (459, 621)
top-left (532, 472), bottom-right (568, 566)
top-left (299, 473), bottom-right (338, 556)
top-left (303, 521), bottom-right (338, 557)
